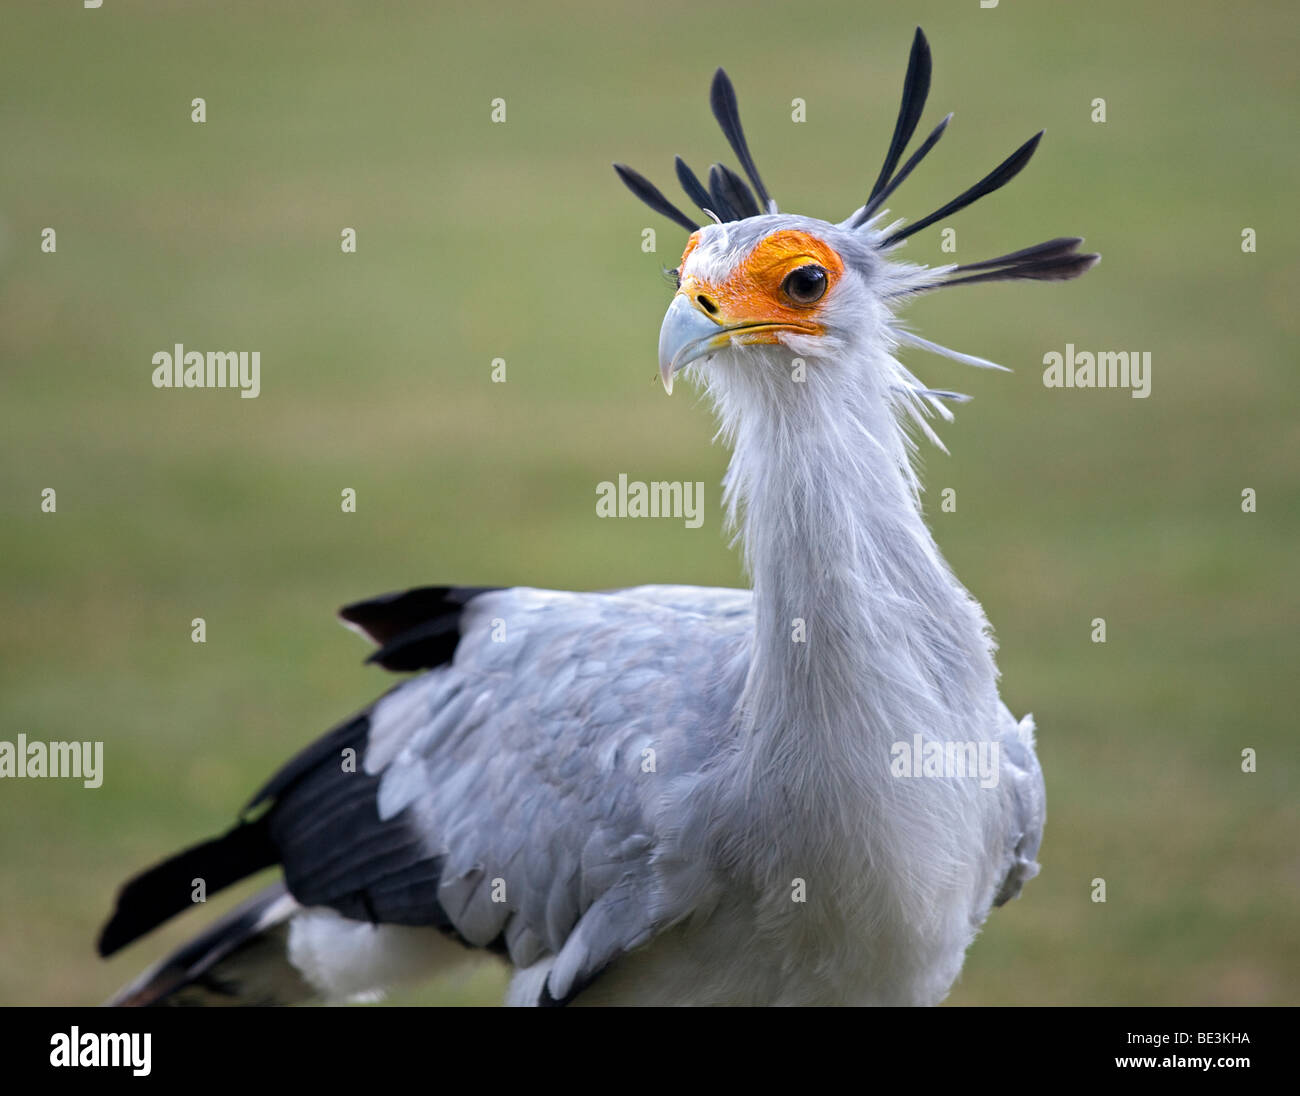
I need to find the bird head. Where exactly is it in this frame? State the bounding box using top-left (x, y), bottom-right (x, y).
top-left (655, 214), bottom-right (886, 397)
top-left (615, 28), bottom-right (1099, 423)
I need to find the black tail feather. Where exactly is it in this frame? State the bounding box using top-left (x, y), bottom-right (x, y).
top-left (106, 882), bottom-right (307, 1007)
top-left (98, 820), bottom-right (277, 958)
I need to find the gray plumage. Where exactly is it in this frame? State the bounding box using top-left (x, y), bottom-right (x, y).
top-left (345, 584), bottom-right (1041, 1005)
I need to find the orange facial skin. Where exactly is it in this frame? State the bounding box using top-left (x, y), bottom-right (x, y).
top-left (677, 229), bottom-right (845, 342)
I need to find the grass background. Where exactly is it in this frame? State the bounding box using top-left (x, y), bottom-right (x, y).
top-left (1, 0), bottom-right (1295, 1006)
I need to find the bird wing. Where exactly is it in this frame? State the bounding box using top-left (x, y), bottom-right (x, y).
top-left (97, 584), bottom-right (751, 1004)
top-left (278, 584), bottom-right (750, 1004)
top-left (992, 707), bottom-right (1046, 907)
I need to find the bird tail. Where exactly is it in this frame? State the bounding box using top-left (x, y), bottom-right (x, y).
top-left (104, 881), bottom-right (313, 1007)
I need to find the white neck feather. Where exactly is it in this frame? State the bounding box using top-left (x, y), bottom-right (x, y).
top-left (689, 336), bottom-right (1009, 949)
top-left (704, 338), bottom-right (999, 779)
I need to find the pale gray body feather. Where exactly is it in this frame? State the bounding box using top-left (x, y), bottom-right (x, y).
top-left (285, 580), bottom-right (1044, 1006)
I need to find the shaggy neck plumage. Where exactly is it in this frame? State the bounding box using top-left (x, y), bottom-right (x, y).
top-left (707, 340), bottom-right (998, 780)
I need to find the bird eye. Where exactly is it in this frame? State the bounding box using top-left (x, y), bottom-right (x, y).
top-left (781, 264), bottom-right (827, 305)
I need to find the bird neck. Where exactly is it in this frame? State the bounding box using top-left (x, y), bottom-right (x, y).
top-left (714, 349), bottom-right (997, 763)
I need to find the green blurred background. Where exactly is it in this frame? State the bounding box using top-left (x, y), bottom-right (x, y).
top-left (1, 0), bottom-right (1295, 1006)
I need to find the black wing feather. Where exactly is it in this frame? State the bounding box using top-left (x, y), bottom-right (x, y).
top-left (98, 587), bottom-right (504, 962)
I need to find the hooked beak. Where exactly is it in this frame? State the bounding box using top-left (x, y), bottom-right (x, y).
top-left (657, 294), bottom-right (725, 395)
top-left (656, 291), bottom-right (823, 394)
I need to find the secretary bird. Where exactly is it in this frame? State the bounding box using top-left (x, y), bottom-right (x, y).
top-left (99, 28), bottom-right (1095, 1007)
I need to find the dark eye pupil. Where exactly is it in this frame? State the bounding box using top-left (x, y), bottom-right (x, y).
top-left (784, 265), bottom-right (826, 303)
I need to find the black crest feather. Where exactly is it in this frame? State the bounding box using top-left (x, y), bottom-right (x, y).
top-left (615, 28), bottom-right (1098, 293)
top-left (941, 237), bottom-right (1100, 287)
top-left (674, 156), bottom-right (715, 215)
top-left (711, 163), bottom-right (761, 220)
top-left (616, 67), bottom-right (774, 229)
top-left (704, 165), bottom-right (738, 221)
top-left (709, 67), bottom-right (773, 212)
top-left (952, 236), bottom-right (1085, 272)
top-left (854, 112), bottom-right (951, 226)
top-left (881, 131), bottom-right (1043, 247)
top-left (613, 163), bottom-right (699, 232)
top-left (868, 28), bottom-right (932, 205)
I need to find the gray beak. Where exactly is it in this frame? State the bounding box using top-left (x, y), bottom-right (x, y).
top-left (657, 294), bottom-right (725, 395)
